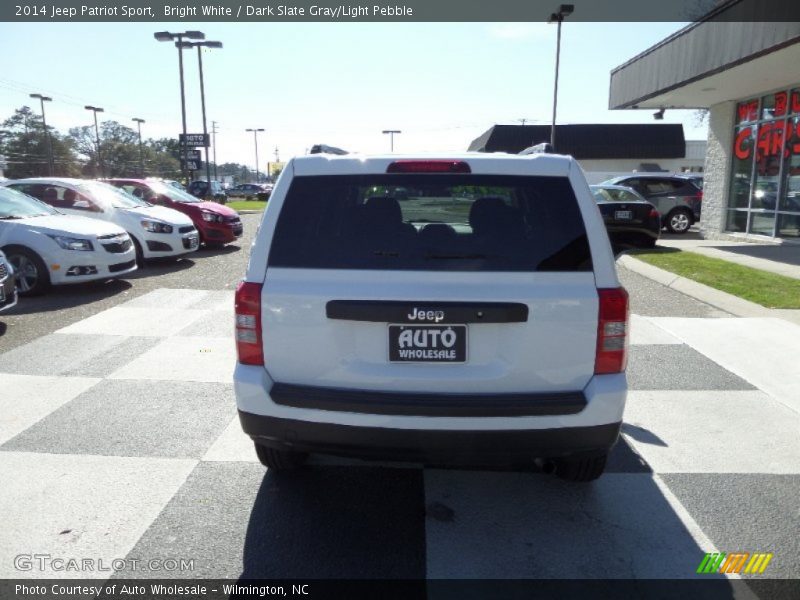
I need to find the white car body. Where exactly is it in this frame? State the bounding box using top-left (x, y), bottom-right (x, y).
top-left (234, 152), bottom-right (628, 478)
top-left (2, 178), bottom-right (199, 260)
top-left (0, 187), bottom-right (137, 290)
top-left (0, 250), bottom-right (17, 311)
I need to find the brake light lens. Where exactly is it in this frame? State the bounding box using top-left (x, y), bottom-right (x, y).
top-left (595, 287), bottom-right (629, 374)
top-left (386, 160), bottom-right (471, 174)
top-left (648, 208), bottom-right (660, 219)
top-left (235, 281), bottom-right (264, 366)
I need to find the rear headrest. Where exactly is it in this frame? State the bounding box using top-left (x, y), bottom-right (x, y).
top-left (469, 196), bottom-right (512, 234)
top-left (363, 197), bottom-right (403, 225)
top-left (42, 187), bottom-right (58, 202)
top-left (63, 189), bottom-right (76, 202)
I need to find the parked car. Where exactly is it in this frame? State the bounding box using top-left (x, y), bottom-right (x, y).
top-left (107, 179), bottom-right (243, 245)
top-left (590, 184), bottom-right (661, 249)
top-left (0, 249), bottom-right (17, 311)
top-left (600, 174), bottom-right (703, 234)
top-left (226, 183), bottom-right (271, 201)
top-left (234, 152), bottom-right (628, 481)
top-left (3, 178), bottom-right (199, 265)
top-left (0, 185), bottom-right (136, 296)
top-left (187, 180), bottom-right (228, 203)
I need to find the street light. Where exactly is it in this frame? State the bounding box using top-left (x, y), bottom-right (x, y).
top-left (382, 130), bottom-right (401, 152)
top-left (154, 30), bottom-right (205, 182)
top-left (548, 4), bottom-right (573, 150)
top-left (176, 40), bottom-right (222, 189)
top-left (246, 128), bottom-right (265, 183)
top-left (84, 105), bottom-right (104, 178)
top-left (29, 93), bottom-right (54, 176)
top-left (132, 118), bottom-right (146, 177)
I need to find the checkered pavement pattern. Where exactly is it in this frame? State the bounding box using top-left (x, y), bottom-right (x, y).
top-left (1, 288), bottom-right (799, 587)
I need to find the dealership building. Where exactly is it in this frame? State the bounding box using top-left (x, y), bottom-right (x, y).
top-left (609, 10), bottom-right (800, 242)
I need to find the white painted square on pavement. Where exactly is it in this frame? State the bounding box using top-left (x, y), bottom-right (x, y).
top-left (108, 336), bottom-right (235, 383)
top-left (623, 390), bottom-right (800, 473)
top-left (56, 307), bottom-right (210, 338)
top-left (628, 314), bottom-right (682, 345)
top-left (0, 452), bottom-right (196, 578)
top-left (202, 415), bottom-right (256, 462)
top-left (0, 375), bottom-right (100, 445)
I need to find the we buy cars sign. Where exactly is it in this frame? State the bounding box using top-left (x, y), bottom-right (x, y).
top-left (179, 133), bottom-right (210, 147)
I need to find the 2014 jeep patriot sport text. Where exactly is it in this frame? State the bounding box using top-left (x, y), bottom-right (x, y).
top-left (234, 152), bottom-right (628, 481)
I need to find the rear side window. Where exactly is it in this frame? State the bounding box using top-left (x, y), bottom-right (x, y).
top-left (268, 175), bottom-right (592, 272)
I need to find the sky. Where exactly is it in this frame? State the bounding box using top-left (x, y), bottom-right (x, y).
top-left (0, 21), bottom-right (706, 171)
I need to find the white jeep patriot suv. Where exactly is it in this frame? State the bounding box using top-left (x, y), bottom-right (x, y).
top-left (234, 151), bottom-right (628, 481)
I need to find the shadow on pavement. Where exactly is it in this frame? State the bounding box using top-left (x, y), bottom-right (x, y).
top-left (3, 277), bottom-right (132, 316)
top-left (124, 257), bottom-right (196, 279)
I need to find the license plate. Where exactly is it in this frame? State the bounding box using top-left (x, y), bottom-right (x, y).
top-left (615, 210), bottom-right (633, 220)
top-left (388, 324), bottom-right (467, 363)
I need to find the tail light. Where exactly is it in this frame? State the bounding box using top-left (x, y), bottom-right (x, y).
top-left (595, 288), bottom-right (629, 374)
top-left (648, 208), bottom-right (660, 219)
top-left (235, 281), bottom-right (264, 366)
top-left (387, 160), bottom-right (471, 174)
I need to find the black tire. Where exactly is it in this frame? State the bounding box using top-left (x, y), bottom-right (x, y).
top-left (6, 247), bottom-right (50, 296)
top-left (130, 235), bottom-right (146, 267)
top-left (554, 453), bottom-right (608, 482)
top-left (254, 442), bottom-right (307, 471)
top-left (665, 209), bottom-right (692, 234)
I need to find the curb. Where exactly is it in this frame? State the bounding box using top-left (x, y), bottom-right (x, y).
top-left (616, 254), bottom-right (772, 318)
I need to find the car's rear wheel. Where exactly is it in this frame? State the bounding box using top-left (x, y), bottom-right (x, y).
top-left (254, 442), bottom-right (307, 471)
top-left (553, 453), bottom-right (608, 482)
top-left (665, 209), bottom-right (692, 234)
top-left (6, 247), bottom-right (50, 296)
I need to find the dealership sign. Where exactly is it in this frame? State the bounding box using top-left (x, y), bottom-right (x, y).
top-left (179, 133), bottom-right (210, 147)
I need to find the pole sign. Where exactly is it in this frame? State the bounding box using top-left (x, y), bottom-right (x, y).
top-left (179, 133), bottom-right (210, 147)
top-left (182, 159), bottom-right (203, 171)
top-left (181, 149), bottom-right (202, 161)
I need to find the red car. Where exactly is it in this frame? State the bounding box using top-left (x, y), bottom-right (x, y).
top-left (107, 179), bottom-right (243, 245)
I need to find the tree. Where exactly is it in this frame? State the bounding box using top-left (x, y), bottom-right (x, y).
top-left (0, 106), bottom-right (81, 178)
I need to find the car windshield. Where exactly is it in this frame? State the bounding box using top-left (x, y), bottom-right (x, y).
top-left (78, 181), bottom-right (149, 209)
top-left (0, 186), bottom-right (59, 218)
top-left (151, 181), bottom-right (203, 203)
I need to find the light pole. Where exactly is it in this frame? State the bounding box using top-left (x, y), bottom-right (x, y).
top-left (211, 121), bottom-right (219, 180)
top-left (85, 105), bottom-right (104, 178)
top-left (132, 118), bottom-right (146, 177)
top-left (246, 128), bottom-right (264, 182)
top-left (154, 30), bottom-right (205, 182)
top-left (176, 40), bottom-right (222, 190)
top-left (549, 4), bottom-right (573, 150)
top-left (30, 93), bottom-right (54, 176)
top-left (382, 129), bottom-right (401, 152)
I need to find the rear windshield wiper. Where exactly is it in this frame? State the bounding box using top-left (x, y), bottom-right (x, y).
top-left (425, 253), bottom-right (487, 260)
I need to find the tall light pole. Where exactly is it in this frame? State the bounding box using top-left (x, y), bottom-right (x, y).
top-left (175, 40), bottom-right (222, 190)
top-left (549, 4), bottom-right (573, 150)
top-left (382, 129), bottom-right (401, 152)
top-left (85, 105), bottom-right (104, 178)
top-left (246, 128), bottom-right (264, 182)
top-left (30, 93), bottom-right (54, 176)
top-left (154, 30), bottom-right (205, 182)
top-left (211, 121), bottom-right (219, 180)
top-left (132, 118), bottom-right (145, 177)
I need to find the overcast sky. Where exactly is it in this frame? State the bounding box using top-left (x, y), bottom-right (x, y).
top-left (0, 22), bottom-right (705, 170)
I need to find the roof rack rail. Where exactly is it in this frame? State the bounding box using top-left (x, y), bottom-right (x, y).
top-left (519, 142), bottom-right (554, 155)
top-left (309, 144), bottom-right (348, 155)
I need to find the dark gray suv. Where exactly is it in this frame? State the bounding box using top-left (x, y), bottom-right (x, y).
top-left (602, 174), bottom-right (703, 234)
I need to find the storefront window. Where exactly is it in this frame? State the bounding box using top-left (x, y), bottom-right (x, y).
top-left (727, 87), bottom-right (800, 239)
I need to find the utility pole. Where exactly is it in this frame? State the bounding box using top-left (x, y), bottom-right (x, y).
top-left (382, 129), bottom-right (401, 152)
top-left (549, 4), bottom-right (574, 150)
top-left (85, 105), bottom-right (105, 178)
top-left (30, 94), bottom-right (54, 176)
top-left (211, 121), bottom-right (219, 180)
top-left (245, 128), bottom-right (264, 182)
top-left (132, 118), bottom-right (145, 177)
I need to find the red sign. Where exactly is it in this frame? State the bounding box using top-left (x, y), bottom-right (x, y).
top-left (793, 90), bottom-right (800, 114)
top-left (737, 100), bottom-right (758, 123)
top-left (735, 121), bottom-right (800, 161)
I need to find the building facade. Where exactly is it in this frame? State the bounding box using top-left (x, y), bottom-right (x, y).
top-left (609, 2), bottom-right (800, 242)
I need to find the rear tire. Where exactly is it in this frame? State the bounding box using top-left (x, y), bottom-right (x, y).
top-left (254, 442), bottom-right (307, 471)
top-left (554, 453), bottom-right (608, 482)
top-left (6, 247), bottom-right (50, 296)
top-left (665, 209), bottom-right (692, 234)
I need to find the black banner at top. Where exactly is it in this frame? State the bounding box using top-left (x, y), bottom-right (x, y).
top-left (3, 0), bottom-right (800, 22)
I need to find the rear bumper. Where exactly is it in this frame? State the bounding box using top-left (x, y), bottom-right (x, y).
top-left (240, 411), bottom-right (621, 463)
top-left (234, 364), bottom-right (627, 463)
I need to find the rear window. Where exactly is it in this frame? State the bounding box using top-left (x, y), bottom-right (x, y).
top-left (268, 175), bottom-right (592, 272)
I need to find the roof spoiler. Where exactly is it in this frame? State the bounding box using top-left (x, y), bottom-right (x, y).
top-left (309, 144), bottom-right (348, 155)
top-left (519, 142), bottom-right (554, 155)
